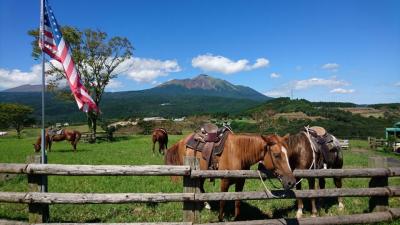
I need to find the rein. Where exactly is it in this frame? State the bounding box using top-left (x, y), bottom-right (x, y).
top-left (256, 145), bottom-right (286, 198)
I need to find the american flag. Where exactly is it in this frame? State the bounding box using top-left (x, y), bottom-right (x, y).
top-left (39, 0), bottom-right (98, 112)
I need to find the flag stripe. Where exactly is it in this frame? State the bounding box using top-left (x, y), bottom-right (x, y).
top-left (39, 0), bottom-right (98, 112)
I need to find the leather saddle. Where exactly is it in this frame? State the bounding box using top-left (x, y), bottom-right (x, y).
top-left (186, 123), bottom-right (232, 169)
top-left (305, 126), bottom-right (339, 168)
top-left (48, 128), bottom-right (64, 136)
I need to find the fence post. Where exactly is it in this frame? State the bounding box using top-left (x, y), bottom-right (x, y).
top-left (183, 156), bottom-right (200, 223)
top-left (368, 157), bottom-right (389, 212)
top-left (27, 154), bottom-right (49, 223)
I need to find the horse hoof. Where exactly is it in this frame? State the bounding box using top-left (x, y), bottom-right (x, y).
top-left (296, 211), bottom-right (303, 219)
top-left (338, 203), bottom-right (345, 210)
top-left (204, 202), bottom-right (211, 210)
top-left (311, 213), bottom-right (317, 218)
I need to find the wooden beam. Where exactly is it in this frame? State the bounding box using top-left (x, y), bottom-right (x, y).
top-left (26, 164), bottom-right (191, 176)
top-left (190, 168), bottom-right (400, 179)
top-left (0, 187), bottom-right (398, 204)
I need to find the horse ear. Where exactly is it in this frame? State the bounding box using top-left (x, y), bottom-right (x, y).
top-left (283, 133), bottom-right (290, 142)
top-left (262, 135), bottom-right (276, 146)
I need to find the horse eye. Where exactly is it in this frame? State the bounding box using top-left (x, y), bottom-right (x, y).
top-left (273, 153), bottom-right (281, 158)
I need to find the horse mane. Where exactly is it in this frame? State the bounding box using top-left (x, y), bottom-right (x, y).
top-left (164, 142), bottom-right (182, 165)
top-left (286, 132), bottom-right (307, 151)
top-left (230, 134), bottom-right (266, 167)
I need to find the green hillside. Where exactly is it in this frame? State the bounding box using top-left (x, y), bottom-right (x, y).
top-left (239, 97), bottom-right (400, 139)
top-left (0, 91), bottom-right (263, 124)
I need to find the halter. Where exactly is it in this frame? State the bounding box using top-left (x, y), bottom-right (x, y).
top-left (256, 143), bottom-right (287, 198)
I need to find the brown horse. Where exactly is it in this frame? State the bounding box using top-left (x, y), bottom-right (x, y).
top-left (33, 129), bottom-right (82, 152)
top-left (152, 128), bottom-right (168, 155)
top-left (165, 132), bottom-right (295, 221)
top-left (285, 131), bottom-right (343, 218)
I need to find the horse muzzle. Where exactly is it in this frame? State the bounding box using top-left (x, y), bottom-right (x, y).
top-left (281, 175), bottom-right (296, 190)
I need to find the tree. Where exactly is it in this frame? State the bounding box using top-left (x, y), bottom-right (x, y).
top-left (0, 103), bottom-right (35, 138)
top-left (28, 27), bottom-right (133, 137)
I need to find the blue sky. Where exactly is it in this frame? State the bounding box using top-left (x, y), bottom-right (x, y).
top-left (0, 0), bottom-right (399, 104)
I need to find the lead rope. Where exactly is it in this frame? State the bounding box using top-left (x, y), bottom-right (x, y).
top-left (294, 127), bottom-right (317, 186)
top-left (257, 170), bottom-right (284, 198)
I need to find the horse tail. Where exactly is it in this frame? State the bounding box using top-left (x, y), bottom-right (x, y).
top-left (164, 132), bottom-right (168, 148)
top-left (151, 131), bottom-right (157, 143)
top-left (164, 142), bottom-right (183, 165)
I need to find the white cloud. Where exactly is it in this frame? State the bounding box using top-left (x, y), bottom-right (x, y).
top-left (0, 65), bottom-right (43, 89)
top-left (270, 72), bottom-right (280, 78)
top-left (264, 89), bottom-right (289, 97)
top-left (114, 57), bottom-right (181, 83)
top-left (264, 77), bottom-right (350, 97)
top-left (191, 54), bottom-right (269, 74)
top-left (321, 63), bottom-right (339, 71)
top-left (330, 88), bottom-right (355, 94)
top-left (395, 82), bottom-right (400, 87)
top-left (293, 77), bottom-right (348, 90)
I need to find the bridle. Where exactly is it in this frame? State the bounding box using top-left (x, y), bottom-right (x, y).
top-left (264, 144), bottom-right (283, 182)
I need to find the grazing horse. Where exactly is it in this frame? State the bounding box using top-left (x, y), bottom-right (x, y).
top-left (285, 128), bottom-right (343, 218)
top-left (165, 132), bottom-right (296, 221)
top-left (152, 128), bottom-right (168, 155)
top-left (33, 129), bottom-right (82, 152)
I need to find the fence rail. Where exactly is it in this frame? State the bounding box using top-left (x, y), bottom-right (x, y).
top-left (0, 157), bottom-right (399, 224)
top-left (1, 163), bottom-right (399, 178)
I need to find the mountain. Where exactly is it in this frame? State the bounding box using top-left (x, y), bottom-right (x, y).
top-left (0, 75), bottom-right (271, 123)
top-left (2, 84), bottom-right (43, 92)
top-left (148, 74), bottom-right (270, 101)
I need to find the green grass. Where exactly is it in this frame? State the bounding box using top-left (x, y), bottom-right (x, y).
top-left (0, 129), bottom-right (399, 223)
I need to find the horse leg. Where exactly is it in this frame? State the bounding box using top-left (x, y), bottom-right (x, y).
top-left (198, 178), bottom-right (211, 210)
top-left (71, 141), bottom-right (76, 152)
top-left (219, 178), bottom-right (230, 222)
top-left (308, 178), bottom-right (318, 217)
top-left (296, 179), bottom-right (304, 218)
top-left (152, 141), bottom-right (156, 156)
top-left (334, 177), bottom-right (344, 210)
top-left (48, 140), bottom-right (52, 152)
top-left (318, 178), bottom-right (326, 209)
top-left (234, 179), bottom-right (245, 220)
top-left (159, 141), bottom-right (162, 155)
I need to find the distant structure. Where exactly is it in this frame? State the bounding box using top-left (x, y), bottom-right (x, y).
top-left (386, 122), bottom-right (400, 139)
top-left (143, 117), bottom-right (167, 122)
top-left (173, 117), bottom-right (186, 122)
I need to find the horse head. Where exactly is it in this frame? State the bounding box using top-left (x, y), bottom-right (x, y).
top-left (261, 134), bottom-right (296, 190)
top-left (33, 143), bottom-right (41, 152)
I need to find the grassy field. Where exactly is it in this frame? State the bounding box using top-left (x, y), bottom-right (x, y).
top-left (0, 127), bottom-right (399, 223)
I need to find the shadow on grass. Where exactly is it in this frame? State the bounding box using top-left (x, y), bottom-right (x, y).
top-left (204, 200), bottom-right (269, 221)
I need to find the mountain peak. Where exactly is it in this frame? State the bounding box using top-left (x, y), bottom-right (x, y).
top-left (154, 74), bottom-right (270, 101)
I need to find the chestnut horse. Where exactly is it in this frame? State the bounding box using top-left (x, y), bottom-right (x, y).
top-left (33, 129), bottom-right (81, 152)
top-left (152, 128), bottom-right (168, 155)
top-left (165, 132), bottom-right (295, 221)
top-left (285, 131), bottom-right (343, 218)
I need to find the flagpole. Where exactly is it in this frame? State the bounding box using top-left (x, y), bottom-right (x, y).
top-left (40, 0), bottom-right (48, 192)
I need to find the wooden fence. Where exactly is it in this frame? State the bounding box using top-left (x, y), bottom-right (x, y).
top-left (368, 137), bottom-right (387, 150)
top-left (0, 156), bottom-right (399, 224)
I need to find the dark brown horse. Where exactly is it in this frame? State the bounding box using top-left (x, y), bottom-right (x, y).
top-left (33, 129), bottom-right (81, 152)
top-left (165, 132), bottom-right (296, 221)
top-left (285, 130), bottom-right (343, 218)
top-left (152, 128), bottom-right (168, 155)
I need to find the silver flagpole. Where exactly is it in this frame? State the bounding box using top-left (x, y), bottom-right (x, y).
top-left (40, 0), bottom-right (47, 192)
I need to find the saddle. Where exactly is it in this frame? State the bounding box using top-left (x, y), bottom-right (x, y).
top-left (156, 128), bottom-right (167, 135)
top-left (48, 128), bottom-right (64, 136)
top-left (304, 126), bottom-right (339, 168)
top-left (186, 123), bottom-right (232, 170)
